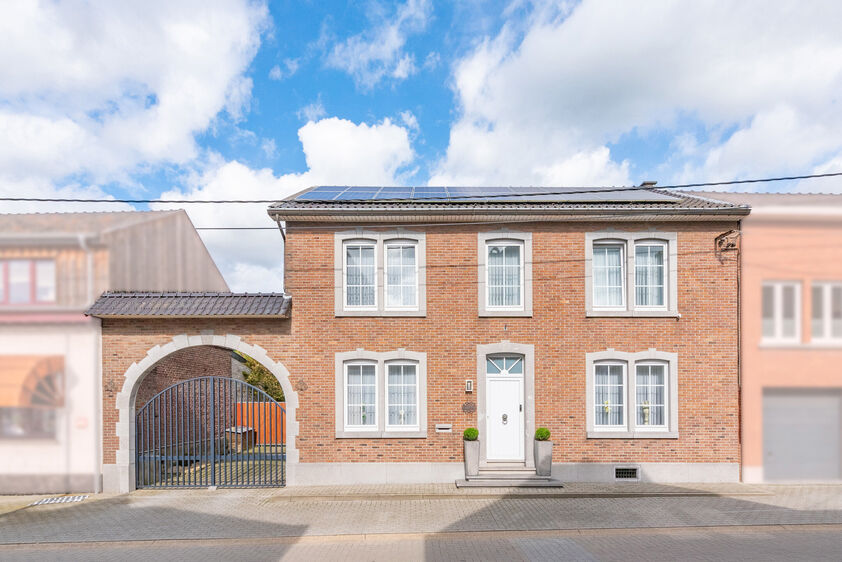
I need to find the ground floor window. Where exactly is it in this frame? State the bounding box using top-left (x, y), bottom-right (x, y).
top-left (345, 362), bottom-right (377, 429)
top-left (586, 349), bottom-right (678, 438)
top-left (335, 350), bottom-right (427, 438)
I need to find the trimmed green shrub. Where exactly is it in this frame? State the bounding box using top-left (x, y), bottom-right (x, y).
top-left (534, 427), bottom-right (551, 441)
top-left (463, 427), bottom-right (479, 441)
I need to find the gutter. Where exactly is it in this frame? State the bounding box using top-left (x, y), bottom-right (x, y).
top-left (268, 206), bottom-right (751, 223)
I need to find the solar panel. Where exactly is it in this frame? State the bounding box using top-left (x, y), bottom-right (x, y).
top-left (293, 185), bottom-right (678, 203)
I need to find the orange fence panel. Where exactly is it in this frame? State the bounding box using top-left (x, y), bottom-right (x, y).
top-left (235, 402), bottom-right (285, 444)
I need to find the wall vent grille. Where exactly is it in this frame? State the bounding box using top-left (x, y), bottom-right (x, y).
top-left (614, 467), bottom-right (638, 480)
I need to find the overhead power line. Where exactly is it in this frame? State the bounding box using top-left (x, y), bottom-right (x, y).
top-left (0, 171), bottom-right (840, 204)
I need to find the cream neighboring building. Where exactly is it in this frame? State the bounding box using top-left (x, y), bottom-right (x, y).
top-left (0, 211), bottom-right (228, 493)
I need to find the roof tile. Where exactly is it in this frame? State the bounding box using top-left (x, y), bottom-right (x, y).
top-left (85, 292), bottom-right (291, 318)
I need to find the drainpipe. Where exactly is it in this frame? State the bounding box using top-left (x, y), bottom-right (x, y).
top-left (737, 222), bottom-right (743, 483)
top-left (273, 218), bottom-right (286, 292)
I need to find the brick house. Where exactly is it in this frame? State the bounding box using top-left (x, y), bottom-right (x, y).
top-left (93, 187), bottom-right (749, 491)
top-left (0, 210), bottom-right (229, 493)
top-left (697, 192), bottom-right (842, 482)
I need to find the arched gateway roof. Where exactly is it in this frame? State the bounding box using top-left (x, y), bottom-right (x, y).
top-left (85, 291), bottom-right (291, 318)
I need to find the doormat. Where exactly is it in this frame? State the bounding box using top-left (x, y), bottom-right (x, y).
top-left (30, 495), bottom-right (88, 506)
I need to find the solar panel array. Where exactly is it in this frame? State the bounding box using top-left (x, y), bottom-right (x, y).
top-left (294, 185), bottom-right (678, 203)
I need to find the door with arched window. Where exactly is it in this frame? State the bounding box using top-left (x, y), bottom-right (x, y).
top-left (485, 354), bottom-right (525, 461)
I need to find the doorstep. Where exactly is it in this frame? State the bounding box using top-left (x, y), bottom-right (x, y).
top-left (455, 478), bottom-right (564, 488)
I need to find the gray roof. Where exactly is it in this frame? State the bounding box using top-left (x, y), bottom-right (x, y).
top-left (268, 187), bottom-right (749, 222)
top-left (86, 292), bottom-right (291, 318)
top-left (690, 191), bottom-right (842, 207)
top-left (0, 210), bottom-right (183, 236)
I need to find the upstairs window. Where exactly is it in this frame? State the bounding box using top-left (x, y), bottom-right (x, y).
top-left (586, 232), bottom-right (676, 317)
top-left (634, 243), bottom-right (666, 308)
top-left (811, 282), bottom-right (842, 342)
top-left (762, 281), bottom-right (800, 343)
top-left (486, 242), bottom-right (523, 309)
top-left (593, 244), bottom-right (624, 309)
top-left (344, 242), bottom-right (377, 309)
top-left (385, 242), bottom-right (417, 309)
top-left (0, 260), bottom-right (56, 305)
top-left (335, 230), bottom-right (426, 316)
top-left (478, 231), bottom-right (532, 317)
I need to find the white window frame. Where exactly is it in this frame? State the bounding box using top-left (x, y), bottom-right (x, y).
top-left (634, 361), bottom-right (669, 431)
top-left (334, 229), bottom-right (426, 317)
top-left (811, 281), bottom-right (842, 344)
top-left (335, 349), bottom-right (427, 438)
top-left (477, 230), bottom-right (533, 317)
top-left (761, 281), bottom-right (801, 345)
top-left (633, 240), bottom-right (668, 310)
top-left (585, 349), bottom-right (678, 439)
top-left (485, 240), bottom-right (524, 312)
top-left (343, 240), bottom-right (378, 311)
top-left (592, 360), bottom-right (628, 432)
top-left (384, 361), bottom-right (420, 432)
top-left (592, 242), bottom-right (626, 311)
top-left (383, 240), bottom-right (419, 311)
top-left (585, 231), bottom-right (678, 317)
top-left (343, 361), bottom-right (378, 432)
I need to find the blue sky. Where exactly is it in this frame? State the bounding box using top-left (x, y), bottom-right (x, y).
top-left (1, 1), bottom-right (842, 290)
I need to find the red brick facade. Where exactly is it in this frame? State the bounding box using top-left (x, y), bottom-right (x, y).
top-left (100, 220), bottom-right (740, 470)
top-left (134, 345), bottom-right (234, 409)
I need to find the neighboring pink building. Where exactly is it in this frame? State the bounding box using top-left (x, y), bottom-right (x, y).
top-left (700, 192), bottom-right (842, 482)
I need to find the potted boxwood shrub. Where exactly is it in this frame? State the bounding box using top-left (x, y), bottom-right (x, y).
top-left (534, 427), bottom-right (553, 477)
top-left (463, 427), bottom-right (480, 478)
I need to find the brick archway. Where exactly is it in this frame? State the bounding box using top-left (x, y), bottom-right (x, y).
top-left (109, 333), bottom-right (299, 493)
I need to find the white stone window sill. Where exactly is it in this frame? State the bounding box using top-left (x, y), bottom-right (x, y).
top-left (587, 310), bottom-right (680, 318)
top-left (587, 430), bottom-right (678, 439)
top-left (336, 310), bottom-right (426, 317)
top-left (479, 310), bottom-right (532, 318)
top-left (336, 430), bottom-right (427, 439)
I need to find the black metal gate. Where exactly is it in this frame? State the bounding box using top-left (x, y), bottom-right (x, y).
top-left (135, 376), bottom-right (285, 488)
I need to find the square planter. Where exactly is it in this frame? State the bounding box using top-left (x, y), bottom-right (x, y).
top-left (463, 439), bottom-right (480, 478)
top-left (534, 440), bottom-right (553, 477)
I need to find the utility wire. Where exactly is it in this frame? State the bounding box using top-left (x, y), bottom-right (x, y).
top-left (0, 171), bottom-right (840, 204)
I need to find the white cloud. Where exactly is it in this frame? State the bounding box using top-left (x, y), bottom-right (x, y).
top-left (327, 0), bottom-right (431, 89)
top-left (422, 51), bottom-right (440, 71)
top-left (297, 100), bottom-right (327, 122)
top-left (399, 110), bottom-right (419, 132)
top-left (432, 1), bottom-right (842, 188)
top-left (391, 54), bottom-right (417, 80)
top-left (261, 138), bottom-right (278, 159)
top-left (0, 0), bottom-right (268, 186)
top-left (152, 117), bottom-right (414, 291)
top-left (268, 58), bottom-right (300, 81)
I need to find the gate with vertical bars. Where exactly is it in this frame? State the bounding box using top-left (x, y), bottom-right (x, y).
top-left (135, 376), bottom-right (285, 488)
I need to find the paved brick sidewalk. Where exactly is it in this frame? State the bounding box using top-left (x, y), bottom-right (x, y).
top-left (1, 484), bottom-right (842, 546)
top-left (3, 525), bottom-right (842, 561)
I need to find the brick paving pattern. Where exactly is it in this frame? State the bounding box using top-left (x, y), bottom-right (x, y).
top-left (1, 483), bottom-right (842, 546)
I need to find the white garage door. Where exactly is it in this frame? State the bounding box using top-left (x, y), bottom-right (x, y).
top-left (763, 390), bottom-right (842, 481)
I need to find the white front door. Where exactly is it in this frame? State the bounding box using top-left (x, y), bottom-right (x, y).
top-left (485, 355), bottom-right (525, 461)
